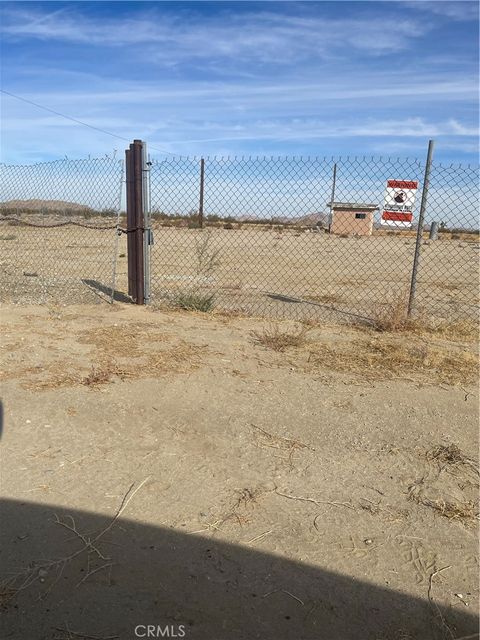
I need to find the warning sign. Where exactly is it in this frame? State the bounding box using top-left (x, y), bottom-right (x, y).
top-left (382, 179), bottom-right (418, 227)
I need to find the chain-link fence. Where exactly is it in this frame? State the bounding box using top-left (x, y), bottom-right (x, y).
top-left (0, 157), bottom-right (124, 304)
top-left (1, 149), bottom-right (478, 323)
top-left (148, 154), bottom-right (479, 323)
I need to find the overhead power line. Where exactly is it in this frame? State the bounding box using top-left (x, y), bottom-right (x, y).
top-left (0, 88), bottom-right (180, 156)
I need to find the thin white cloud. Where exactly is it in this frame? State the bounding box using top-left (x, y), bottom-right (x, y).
top-left (2, 5), bottom-right (432, 63)
top-left (402, 1), bottom-right (479, 21)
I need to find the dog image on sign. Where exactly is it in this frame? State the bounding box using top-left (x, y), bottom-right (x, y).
top-left (382, 179), bottom-right (418, 228)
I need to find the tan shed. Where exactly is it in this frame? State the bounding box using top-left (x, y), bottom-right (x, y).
top-left (328, 202), bottom-right (378, 237)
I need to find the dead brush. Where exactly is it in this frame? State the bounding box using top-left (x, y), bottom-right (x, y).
top-left (420, 319), bottom-right (478, 343)
top-left (371, 289), bottom-right (413, 332)
top-left (408, 493), bottom-right (478, 527)
top-left (251, 423), bottom-right (314, 468)
top-left (81, 365), bottom-right (113, 387)
top-left (306, 336), bottom-right (478, 385)
top-left (425, 444), bottom-right (479, 479)
top-left (252, 322), bottom-right (310, 352)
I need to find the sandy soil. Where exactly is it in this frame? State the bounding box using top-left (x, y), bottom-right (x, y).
top-left (1, 221), bottom-right (478, 321)
top-left (0, 302), bottom-right (478, 640)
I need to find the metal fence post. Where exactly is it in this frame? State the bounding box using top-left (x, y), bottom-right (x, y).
top-left (142, 142), bottom-right (152, 304)
top-left (125, 144), bottom-right (137, 301)
top-left (328, 162), bottom-right (337, 233)
top-left (199, 158), bottom-right (205, 229)
top-left (125, 139), bottom-right (145, 304)
top-left (133, 140), bottom-right (145, 304)
top-left (407, 139), bottom-right (435, 316)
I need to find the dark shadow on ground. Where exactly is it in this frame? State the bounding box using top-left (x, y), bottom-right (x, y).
top-left (264, 292), bottom-right (373, 324)
top-left (82, 279), bottom-right (132, 304)
top-left (1, 499), bottom-right (478, 640)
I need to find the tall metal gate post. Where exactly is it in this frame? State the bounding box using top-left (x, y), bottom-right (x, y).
top-left (407, 139), bottom-right (435, 316)
top-left (125, 144), bottom-right (136, 301)
top-left (125, 139), bottom-right (145, 304)
top-left (142, 143), bottom-right (152, 303)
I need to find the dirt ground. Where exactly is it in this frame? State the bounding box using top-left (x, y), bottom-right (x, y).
top-left (0, 302), bottom-right (479, 640)
top-left (1, 220), bottom-right (478, 321)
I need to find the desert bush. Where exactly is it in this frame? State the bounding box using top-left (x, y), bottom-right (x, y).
top-left (252, 323), bottom-right (309, 352)
top-left (173, 291), bottom-right (215, 312)
top-left (371, 290), bottom-right (412, 332)
top-left (195, 231), bottom-right (221, 276)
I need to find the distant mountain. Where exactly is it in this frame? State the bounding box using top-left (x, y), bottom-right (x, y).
top-left (237, 212), bottom-right (329, 226)
top-left (295, 212), bottom-right (329, 226)
top-left (0, 199), bottom-right (92, 211)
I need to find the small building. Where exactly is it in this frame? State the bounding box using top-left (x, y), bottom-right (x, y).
top-left (327, 202), bottom-right (378, 237)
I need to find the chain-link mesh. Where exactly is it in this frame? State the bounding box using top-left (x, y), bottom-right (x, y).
top-left (149, 155), bottom-right (479, 323)
top-left (0, 158), bottom-right (124, 304)
top-left (414, 162), bottom-right (479, 321)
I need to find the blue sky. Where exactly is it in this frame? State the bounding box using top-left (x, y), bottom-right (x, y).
top-left (1, 1), bottom-right (479, 164)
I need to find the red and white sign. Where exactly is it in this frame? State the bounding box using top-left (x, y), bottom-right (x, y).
top-left (382, 179), bottom-right (418, 228)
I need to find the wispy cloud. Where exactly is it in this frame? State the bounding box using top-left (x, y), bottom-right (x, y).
top-left (2, 4), bottom-right (432, 64)
top-left (0, 2), bottom-right (478, 163)
top-left (402, 1), bottom-right (479, 21)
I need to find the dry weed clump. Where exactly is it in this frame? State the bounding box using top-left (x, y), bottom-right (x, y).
top-left (371, 290), bottom-right (412, 332)
top-left (306, 336), bottom-right (478, 385)
top-left (252, 323), bottom-right (310, 352)
top-left (420, 319), bottom-right (478, 343)
top-left (426, 443), bottom-right (478, 471)
top-left (408, 493), bottom-right (478, 527)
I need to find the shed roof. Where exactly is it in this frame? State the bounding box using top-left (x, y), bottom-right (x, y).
top-left (327, 202), bottom-right (378, 211)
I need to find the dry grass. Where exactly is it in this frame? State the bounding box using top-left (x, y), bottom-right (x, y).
top-left (419, 319), bottom-right (478, 343)
top-left (172, 291), bottom-right (215, 312)
top-left (6, 323), bottom-right (205, 391)
top-left (371, 290), bottom-right (413, 332)
top-left (426, 444), bottom-right (476, 468)
top-left (305, 336), bottom-right (478, 385)
top-left (251, 423), bottom-right (314, 468)
top-left (408, 493), bottom-right (478, 527)
top-left (425, 444), bottom-right (479, 484)
top-left (252, 322), bottom-right (310, 352)
top-left (81, 366), bottom-right (113, 387)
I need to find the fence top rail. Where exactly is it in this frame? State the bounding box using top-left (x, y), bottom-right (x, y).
top-left (0, 154), bottom-right (478, 173)
top-left (149, 155), bottom-right (479, 171)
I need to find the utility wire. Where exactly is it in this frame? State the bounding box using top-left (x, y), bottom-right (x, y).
top-left (0, 88), bottom-right (181, 157)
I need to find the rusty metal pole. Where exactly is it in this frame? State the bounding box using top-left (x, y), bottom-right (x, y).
top-left (199, 158), bottom-right (205, 229)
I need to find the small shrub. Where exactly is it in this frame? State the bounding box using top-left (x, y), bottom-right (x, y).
top-left (195, 232), bottom-right (221, 276)
top-left (371, 290), bottom-right (412, 332)
top-left (173, 291), bottom-right (215, 312)
top-left (0, 234), bottom-right (16, 241)
top-left (252, 323), bottom-right (309, 352)
top-left (224, 222), bottom-right (234, 230)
